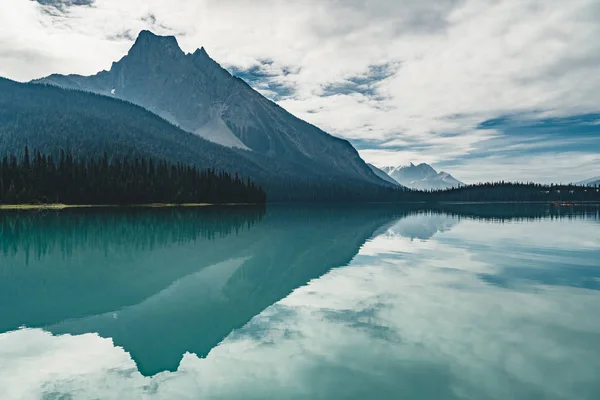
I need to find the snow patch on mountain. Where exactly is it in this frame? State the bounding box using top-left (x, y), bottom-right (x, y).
top-left (381, 162), bottom-right (464, 190)
top-left (367, 164), bottom-right (403, 187)
top-left (32, 30), bottom-right (386, 187)
top-left (195, 104), bottom-right (250, 150)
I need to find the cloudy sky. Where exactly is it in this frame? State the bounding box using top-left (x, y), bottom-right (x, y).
top-left (1, 0), bottom-right (599, 183)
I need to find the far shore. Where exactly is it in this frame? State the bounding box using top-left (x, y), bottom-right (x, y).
top-left (0, 203), bottom-right (262, 211)
top-left (1, 200), bottom-right (598, 211)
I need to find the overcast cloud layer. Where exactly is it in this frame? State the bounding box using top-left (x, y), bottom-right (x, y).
top-left (1, 0), bottom-right (599, 183)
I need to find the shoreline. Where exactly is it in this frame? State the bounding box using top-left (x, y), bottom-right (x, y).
top-left (1, 201), bottom-right (598, 211)
top-left (0, 203), bottom-right (262, 210)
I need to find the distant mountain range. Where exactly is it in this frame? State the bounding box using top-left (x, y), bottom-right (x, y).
top-left (31, 30), bottom-right (391, 197)
top-left (380, 163), bottom-right (464, 190)
top-left (367, 164), bottom-right (404, 187)
top-left (576, 177), bottom-right (600, 187)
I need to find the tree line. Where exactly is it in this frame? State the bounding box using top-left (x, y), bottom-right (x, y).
top-left (414, 181), bottom-right (600, 203)
top-left (0, 207), bottom-right (265, 261)
top-left (0, 147), bottom-right (598, 205)
top-left (0, 147), bottom-right (266, 205)
top-left (265, 180), bottom-right (600, 203)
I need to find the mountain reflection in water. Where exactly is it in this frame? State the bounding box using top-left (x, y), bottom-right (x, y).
top-left (1, 205), bottom-right (411, 375)
top-left (0, 204), bottom-right (598, 400)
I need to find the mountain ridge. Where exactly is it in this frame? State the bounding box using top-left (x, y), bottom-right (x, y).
top-left (1, 77), bottom-right (407, 201)
top-left (367, 164), bottom-right (405, 187)
top-left (33, 30), bottom-right (388, 189)
top-left (576, 176), bottom-right (600, 186)
top-left (381, 162), bottom-right (464, 190)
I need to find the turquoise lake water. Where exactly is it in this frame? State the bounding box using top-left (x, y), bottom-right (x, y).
top-left (0, 205), bottom-right (599, 399)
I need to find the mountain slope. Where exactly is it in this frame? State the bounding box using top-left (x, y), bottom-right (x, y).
top-left (34, 30), bottom-right (386, 188)
top-left (382, 163), bottom-right (464, 190)
top-left (0, 78), bottom-right (264, 175)
top-left (576, 177), bottom-right (600, 186)
top-left (368, 164), bottom-right (403, 187)
top-left (0, 78), bottom-right (403, 201)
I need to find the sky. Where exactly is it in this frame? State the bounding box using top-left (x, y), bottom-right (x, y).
top-left (0, 0), bottom-right (599, 183)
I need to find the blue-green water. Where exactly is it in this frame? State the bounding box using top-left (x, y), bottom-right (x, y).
top-left (0, 205), bottom-right (599, 400)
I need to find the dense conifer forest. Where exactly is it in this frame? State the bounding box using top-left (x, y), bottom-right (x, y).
top-left (0, 147), bottom-right (266, 205)
top-left (4, 78), bottom-right (597, 204)
top-left (2, 80), bottom-right (599, 204)
top-left (415, 181), bottom-right (600, 203)
top-left (0, 78), bottom-right (394, 201)
top-left (268, 180), bottom-right (600, 203)
top-left (0, 207), bottom-right (265, 259)
top-left (0, 146), bottom-right (598, 205)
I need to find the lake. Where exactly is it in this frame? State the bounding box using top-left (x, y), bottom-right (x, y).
top-left (0, 204), bottom-right (599, 400)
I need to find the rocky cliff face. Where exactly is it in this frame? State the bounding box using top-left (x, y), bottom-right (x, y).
top-left (35, 30), bottom-right (386, 187)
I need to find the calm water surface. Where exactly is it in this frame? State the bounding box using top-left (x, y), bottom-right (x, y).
top-left (0, 205), bottom-right (599, 399)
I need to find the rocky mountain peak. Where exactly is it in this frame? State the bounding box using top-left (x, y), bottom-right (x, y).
top-left (32, 31), bottom-right (390, 188)
top-left (193, 46), bottom-right (209, 58)
top-left (128, 30), bottom-right (183, 58)
top-left (189, 46), bottom-right (231, 79)
top-left (381, 162), bottom-right (464, 190)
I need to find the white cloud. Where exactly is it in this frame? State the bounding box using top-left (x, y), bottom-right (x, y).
top-left (447, 152), bottom-right (600, 183)
top-left (1, 0), bottom-right (599, 182)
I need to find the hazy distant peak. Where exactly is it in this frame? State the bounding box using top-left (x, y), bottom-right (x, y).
top-left (381, 162), bottom-right (464, 190)
top-left (382, 162), bottom-right (435, 175)
top-left (367, 164), bottom-right (405, 187)
top-left (576, 176), bottom-right (600, 186)
top-left (414, 162), bottom-right (436, 173)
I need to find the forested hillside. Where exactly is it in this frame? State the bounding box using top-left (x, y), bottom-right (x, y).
top-left (0, 147), bottom-right (265, 205)
top-left (416, 182), bottom-right (600, 203)
top-left (35, 30), bottom-right (385, 187)
top-left (0, 78), bottom-right (262, 174)
top-left (0, 78), bottom-right (398, 201)
top-left (2, 79), bottom-right (599, 204)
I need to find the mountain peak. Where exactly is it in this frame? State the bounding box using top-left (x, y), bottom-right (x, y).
top-left (401, 162), bottom-right (435, 173)
top-left (193, 47), bottom-right (209, 57)
top-left (415, 162), bottom-right (436, 172)
top-left (189, 46), bottom-right (231, 78)
top-left (30, 32), bottom-right (388, 190)
top-left (130, 30), bottom-right (182, 56)
top-left (382, 162), bottom-right (464, 190)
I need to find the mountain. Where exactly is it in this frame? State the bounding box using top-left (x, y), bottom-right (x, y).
top-left (367, 163), bottom-right (403, 186)
top-left (0, 78), bottom-right (263, 173)
top-left (0, 77), bottom-right (402, 201)
top-left (0, 205), bottom-right (411, 375)
top-left (0, 77), bottom-right (266, 177)
top-left (576, 177), bottom-right (600, 187)
top-left (381, 163), bottom-right (464, 190)
top-left (33, 30), bottom-right (389, 190)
